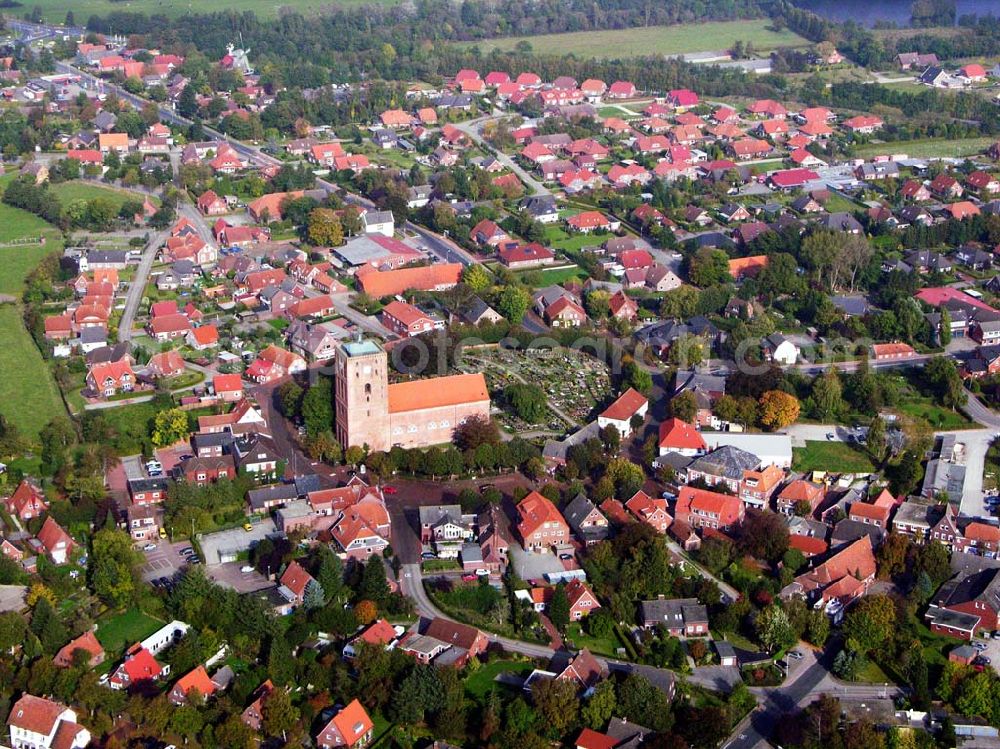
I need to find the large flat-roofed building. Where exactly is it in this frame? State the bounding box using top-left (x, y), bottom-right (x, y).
top-left (334, 338), bottom-right (490, 451)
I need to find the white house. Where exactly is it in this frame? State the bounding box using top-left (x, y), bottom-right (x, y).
top-left (8, 694), bottom-right (91, 749)
top-left (139, 620), bottom-right (190, 655)
top-left (596, 388), bottom-right (649, 438)
top-left (763, 333), bottom-right (800, 365)
top-left (700, 432), bottom-right (793, 469)
top-left (361, 210), bottom-right (395, 237)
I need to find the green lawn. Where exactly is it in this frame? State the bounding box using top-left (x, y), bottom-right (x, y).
top-left (0, 200), bottom-right (60, 245)
top-left (463, 19), bottom-right (809, 58)
top-left (0, 244), bottom-right (59, 297)
top-left (853, 137), bottom-right (995, 160)
top-left (516, 265), bottom-right (588, 287)
top-left (464, 659), bottom-right (535, 698)
top-left (49, 181), bottom-right (154, 213)
top-left (95, 608), bottom-right (164, 654)
top-left (21, 0), bottom-right (397, 22)
top-left (0, 305), bottom-right (66, 439)
top-left (822, 192), bottom-right (861, 214)
top-left (564, 622), bottom-right (625, 658)
top-left (896, 399), bottom-right (975, 430)
top-left (94, 401), bottom-right (162, 455)
top-left (792, 440), bottom-right (875, 473)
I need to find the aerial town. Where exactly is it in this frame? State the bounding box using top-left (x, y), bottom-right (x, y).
top-left (3, 0), bottom-right (1000, 748)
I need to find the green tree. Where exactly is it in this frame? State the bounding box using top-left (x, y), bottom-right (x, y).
top-left (262, 688), bottom-right (299, 738)
top-left (548, 583), bottom-right (570, 631)
top-left (581, 679), bottom-right (616, 729)
top-left (755, 605), bottom-right (795, 653)
top-left (843, 594), bottom-right (896, 654)
top-left (689, 247), bottom-right (730, 286)
top-left (301, 376), bottom-right (333, 437)
top-left (669, 390), bottom-right (698, 423)
top-left (89, 527), bottom-right (140, 608)
top-left (505, 383), bottom-right (547, 423)
top-left (623, 361), bottom-right (653, 394)
top-left (360, 557), bottom-right (390, 604)
top-left (811, 367), bottom-right (845, 421)
top-left (497, 285), bottom-right (530, 323)
top-left (939, 306), bottom-right (952, 345)
top-left (867, 416), bottom-right (887, 463)
top-left (758, 390), bottom-right (800, 430)
top-left (531, 676), bottom-right (579, 734)
top-left (152, 408), bottom-right (189, 447)
top-left (276, 380), bottom-right (304, 419)
top-left (307, 207), bottom-right (344, 246)
top-left (463, 264), bottom-right (492, 293)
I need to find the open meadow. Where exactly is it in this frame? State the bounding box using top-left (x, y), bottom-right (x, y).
top-left (462, 20), bottom-right (810, 58)
top-left (13, 0), bottom-right (393, 22)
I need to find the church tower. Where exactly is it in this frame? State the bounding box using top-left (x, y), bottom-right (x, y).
top-left (334, 338), bottom-right (390, 452)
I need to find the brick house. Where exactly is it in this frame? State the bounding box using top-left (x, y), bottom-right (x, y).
top-left (674, 486), bottom-right (745, 532)
top-left (4, 479), bottom-right (49, 521)
top-left (316, 698), bottom-right (374, 749)
top-left (515, 491), bottom-right (569, 550)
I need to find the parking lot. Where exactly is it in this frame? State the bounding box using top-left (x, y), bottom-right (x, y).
top-left (138, 539), bottom-right (194, 583)
top-left (205, 561), bottom-right (275, 593)
top-left (198, 517), bottom-right (278, 565)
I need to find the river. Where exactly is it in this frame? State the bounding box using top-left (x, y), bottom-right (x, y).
top-left (793, 0), bottom-right (997, 26)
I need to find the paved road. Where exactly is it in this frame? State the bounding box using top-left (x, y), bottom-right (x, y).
top-left (666, 538), bottom-right (740, 602)
top-left (117, 221), bottom-right (171, 342)
top-left (452, 116), bottom-right (551, 197)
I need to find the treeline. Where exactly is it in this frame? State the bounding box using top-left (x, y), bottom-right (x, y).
top-left (86, 0), bottom-right (766, 48)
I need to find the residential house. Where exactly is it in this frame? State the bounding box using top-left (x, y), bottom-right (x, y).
top-left (674, 486), bottom-right (745, 532)
top-left (625, 490), bottom-right (672, 533)
top-left (927, 567), bottom-right (1000, 640)
top-left (785, 536), bottom-right (877, 607)
top-left (657, 417), bottom-right (707, 457)
top-left (54, 631), bottom-right (105, 669)
top-left (777, 480), bottom-right (825, 516)
top-left (739, 465), bottom-right (784, 510)
top-left (685, 446), bottom-right (761, 494)
top-left (516, 491), bottom-right (569, 550)
top-left (563, 493), bottom-right (609, 545)
top-left (169, 665), bottom-right (217, 705)
top-left (7, 694), bottom-right (91, 749)
top-left (37, 517), bottom-right (75, 564)
top-left (316, 699), bottom-right (374, 749)
top-left (4, 479), bottom-right (49, 521)
top-left (597, 387), bottom-right (648, 438)
top-left (639, 596), bottom-right (709, 635)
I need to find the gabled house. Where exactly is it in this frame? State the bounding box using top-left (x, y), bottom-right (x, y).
top-left (674, 486), bottom-right (745, 531)
top-left (639, 596), bottom-right (709, 635)
top-left (316, 699), bottom-right (374, 749)
top-left (516, 491), bottom-right (569, 550)
top-left (563, 493), bottom-right (609, 545)
top-left (624, 490), bottom-right (672, 533)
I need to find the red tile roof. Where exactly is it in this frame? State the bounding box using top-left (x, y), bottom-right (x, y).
top-left (387, 373), bottom-right (488, 413)
top-left (600, 388), bottom-right (647, 422)
top-left (356, 263), bottom-right (463, 297)
top-left (173, 665), bottom-right (216, 701)
top-left (280, 560), bottom-right (315, 599)
top-left (517, 491), bottom-right (567, 539)
top-left (675, 486), bottom-right (743, 527)
top-left (658, 417), bottom-right (706, 451)
top-left (7, 694), bottom-right (68, 735)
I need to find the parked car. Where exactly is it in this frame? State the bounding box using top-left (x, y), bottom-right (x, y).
top-left (240, 565), bottom-right (255, 573)
top-left (383, 486), bottom-right (398, 495)
top-left (461, 574), bottom-right (476, 582)
top-left (243, 523), bottom-right (254, 532)
top-left (788, 650), bottom-right (804, 660)
top-left (559, 553), bottom-right (574, 560)
top-left (142, 543), bottom-right (157, 552)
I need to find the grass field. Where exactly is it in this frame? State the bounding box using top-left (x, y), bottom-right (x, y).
top-left (463, 20), bottom-right (809, 59)
top-left (792, 440), bottom-right (875, 473)
top-left (516, 265), bottom-right (588, 287)
top-left (18, 0), bottom-right (392, 22)
top-left (49, 181), bottom-right (153, 213)
top-left (95, 608), bottom-right (164, 654)
top-left (896, 399), bottom-right (975, 430)
top-left (0, 199), bottom-right (59, 245)
top-left (0, 302), bottom-right (65, 440)
top-left (853, 137), bottom-right (995, 160)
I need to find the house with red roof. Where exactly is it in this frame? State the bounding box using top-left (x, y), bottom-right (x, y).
top-left (658, 417), bottom-right (707, 457)
top-left (564, 578), bottom-right (601, 620)
top-left (37, 516), bottom-right (75, 565)
top-left (380, 300), bottom-right (438, 338)
top-left (944, 200), bottom-right (981, 221)
top-left (966, 170), bottom-right (1000, 195)
top-left (930, 173), bottom-right (963, 199)
top-left (668, 88), bottom-right (699, 108)
top-left (246, 345), bottom-right (307, 383)
top-left (187, 324), bottom-right (220, 350)
top-left (54, 630), bottom-right (105, 668)
top-left (542, 295), bottom-right (587, 328)
top-left (607, 163), bottom-right (651, 187)
top-left (608, 290), bottom-right (638, 322)
top-left (4, 478), bottom-right (49, 521)
top-left (86, 359), bottom-right (136, 397)
top-left (521, 141), bottom-right (555, 164)
top-left (755, 119), bottom-right (789, 138)
top-left (566, 211), bottom-right (618, 233)
top-left (213, 373), bottom-right (244, 402)
top-left (597, 387), bottom-right (648, 437)
top-left (729, 138), bottom-right (772, 160)
top-left (109, 644), bottom-right (167, 690)
top-left (169, 665), bottom-right (217, 705)
top-left (842, 115), bottom-right (884, 134)
top-left (728, 255), bottom-right (769, 280)
top-left (331, 507), bottom-right (390, 560)
top-left (343, 619), bottom-right (400, 658)
top-left (356, 263), bottom-right (462, 297)
top-left (625, 490), bottom-right (672, 533)
top-left (469, 218), bottom-right (510, 248)
top-left (607, 80), bottom-right (636, 98)
top-left (6, 694), bottom-right (90, 749)
top-left (770, 168), bottom-right (819, 190)
top-left (148, 313), bottom-right (191, 342)
top-left (240, 680), bottom-right (274, 731)
top-left (674, 486), bottom-right (745, 531)
top-left (777, 479), bottom-right (825, 516)
top-left (516, 491), bottom-right (569, 550)
top-left (871, 342), bottom-right (917, 361)
top-left (196, 189), bottom-right (228, 216)
top-left (316, 699), bottom-right (375, 748)
top-left (960, 63), bottom-right (987, 82)
top-left (499, 242), bottom-right (556, 269)
top-left (748, 99), bottom-right (787, 118)
top-left (146, 350), bottom-right (186, 378)
top-left (787, 536), bottom-right (877, 606)
top-left (740, 465), bottom-right (784, 510)
top-left (278, 560), bottom-right (317, 611)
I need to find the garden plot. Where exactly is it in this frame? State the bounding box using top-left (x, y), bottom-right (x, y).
top-left (456, 346), bottom-right (612, 434)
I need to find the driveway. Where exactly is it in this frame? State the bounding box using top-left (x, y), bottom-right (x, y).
top-left (206, 561), bottom-right (274, 593)
top-left (509, 545), bottom-right (567, 583)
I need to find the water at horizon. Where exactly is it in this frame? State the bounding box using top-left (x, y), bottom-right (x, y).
top-left (793, 0), bottom-right (998, 26)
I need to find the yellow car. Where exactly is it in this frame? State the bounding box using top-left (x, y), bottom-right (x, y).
top-left (243, 523), bottom-right (253, 532)
top-left (159, 528), bottom-right (167, 539)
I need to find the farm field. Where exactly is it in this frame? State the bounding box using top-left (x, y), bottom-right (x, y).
top-left (853, 137), bottom-right (995, 160)
top-left (17, 0), bottom-right (393, 23)
top-left (0, 304), bottom-right (66, 439)
top-left (463, 20), bottom-right (810, 58)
